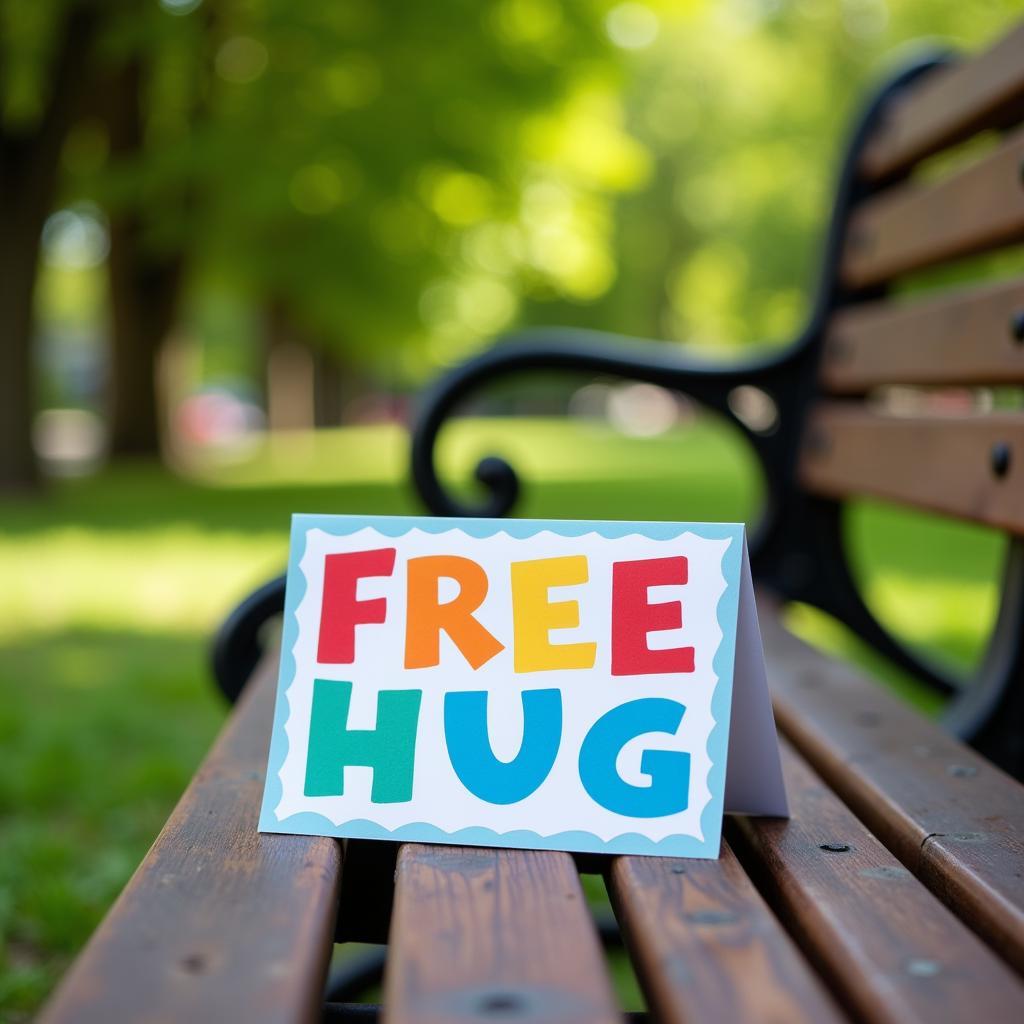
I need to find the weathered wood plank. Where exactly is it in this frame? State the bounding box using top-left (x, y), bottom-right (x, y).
top-left (861, 21), bottom-right (1024, 181)
top-left (842, 124), bottom-right (1024, 288)
top-left (607, 847), bottom-right (844, 1024)
top-left (822, 277), bottom-right (1024, 392)
top-left (757, 594), bottom-right (1024, 974)
top-left (799, 404), bottom-right (1024, 535)
top-left (39, 655), bottom-right (343, 1024)
top-left (730, 739), bottom-right (1024, 1023)
top-left (383, 843), bottom-right (621, 1024)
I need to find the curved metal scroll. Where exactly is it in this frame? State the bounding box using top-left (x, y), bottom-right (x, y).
top-left (411, 330), bottom-right (800, 521)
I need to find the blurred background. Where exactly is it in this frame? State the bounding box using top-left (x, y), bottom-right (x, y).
top-left (2, 0), bottom-right (1022, 1017)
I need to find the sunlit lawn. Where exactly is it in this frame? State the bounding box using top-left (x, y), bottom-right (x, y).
top-left (0, 416), bottom-right (1005, 1018)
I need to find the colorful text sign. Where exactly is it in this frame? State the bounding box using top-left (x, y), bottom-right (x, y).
top-left (259, 515), bottom-right (787, 858)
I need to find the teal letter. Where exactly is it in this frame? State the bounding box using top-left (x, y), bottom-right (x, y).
top-left (579, 699), bottom-right (690, 817)
top-left (304, 679), bottom-right (421, 803)
top-left (444, 689), bottom-right (561, 804)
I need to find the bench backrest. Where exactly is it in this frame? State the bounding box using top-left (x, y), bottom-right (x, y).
top-left (805, 22), bottom-right (1024, 521)
top-left (792, 23), bottom-right (1024, 771)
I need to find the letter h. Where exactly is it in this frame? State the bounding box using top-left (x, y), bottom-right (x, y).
top-left (304, 679), bottom-right (422, 803)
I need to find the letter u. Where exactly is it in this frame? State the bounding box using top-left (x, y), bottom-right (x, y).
top-left (444, 690), bottom-right (562, 804)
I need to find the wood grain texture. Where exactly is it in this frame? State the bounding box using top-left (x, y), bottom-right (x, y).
top-left (382, 844), bottom-right (620, 1024)
top-left (607, 847), bottom-right (844, 1024)
top-left (842, 124), bottom-right (1024, 288)
top-left (799, 404), bottom-right (1024, 534)
top-left (757, 594), bottom-right (1024, 974)
top-left (730, 739), bottom-right (1024, 1024)
top-left (860, 21), bottom-right (1024, 181)
top-left (821, 277), bottom-right (1024, 392)
top-left (39, 655), bottom-right (343, 1024)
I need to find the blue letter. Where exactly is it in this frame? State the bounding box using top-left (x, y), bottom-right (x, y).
top-left (579, 699), bottom-right (690, 817)
top-left (305, 679), bottom-right (421, 803)
top-left (444, 689), bottom-right (561, 804)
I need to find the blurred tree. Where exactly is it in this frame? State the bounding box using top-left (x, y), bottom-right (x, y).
top-left (103, 55), bottom-right (183, 456)
top-left (0, 0), bottom-right (98, 488)
top-left (95, 2), bottom-right (217, 456)
top-left (183, 0), bottom-right (642, 380)
top-left (536, 0), bottom-right (1024, 349)
top-left (11, 0), bottom-right (1021, 490)
top-left (41, 0), bottom-right (640, 470)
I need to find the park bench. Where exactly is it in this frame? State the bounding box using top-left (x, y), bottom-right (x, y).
top-left (41, 21), bottom-right (1024, 1024)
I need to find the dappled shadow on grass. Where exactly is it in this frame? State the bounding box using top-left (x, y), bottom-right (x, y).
top-left (0, 628), bottom-right (224, 1018)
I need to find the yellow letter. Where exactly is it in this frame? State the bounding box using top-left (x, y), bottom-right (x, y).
top-left (511, 555), bottom-right (596, 672)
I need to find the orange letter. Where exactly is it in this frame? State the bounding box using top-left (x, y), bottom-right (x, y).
top-left (405, 556), bottom-right (504, 670)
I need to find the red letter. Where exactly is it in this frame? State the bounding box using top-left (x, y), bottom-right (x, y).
top-left (612, 556), bottom-right (694, 676)
top-left (318, 548), bottom-right (396, 664)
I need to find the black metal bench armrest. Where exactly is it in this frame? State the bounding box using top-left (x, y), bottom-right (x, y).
top-left (211, 574), bottom-right (286, 703)
top-left (410, 327), bottom-right (802, 519)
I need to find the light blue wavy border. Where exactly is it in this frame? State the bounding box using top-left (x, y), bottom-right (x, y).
top-left (258, 514), bottom-right (744, 859)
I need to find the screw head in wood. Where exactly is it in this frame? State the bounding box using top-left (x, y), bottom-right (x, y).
top-left (476, 991), bottom-right (525, 1015)
top-left (819, 842), bottom-right (851, 853)
top-left (1011, 310), bottom-right (1024, 342)
top-left (828, 335), bottom-right (851, 362)
top-left (805, 427), bottom-right (831, 457)
top-left (847, 226), bottom-right (870, 253)
top-left (991, 441), bottom-right (1012, 478)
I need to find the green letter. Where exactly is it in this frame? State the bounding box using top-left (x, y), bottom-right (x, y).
top-left (304, 679), bottom-right (421, 803)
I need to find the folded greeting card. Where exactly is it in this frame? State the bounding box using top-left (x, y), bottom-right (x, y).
top-left (259, 514), bottom-right (787, 859)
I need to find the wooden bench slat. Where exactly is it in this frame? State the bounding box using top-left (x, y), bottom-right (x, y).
top-left (382, 843), bottom-right (621, 1024)
top-left (860, 21), bottom-right (1024, 181)
top-left (39, 655), bottom-right (343, 1024)
top-left (607, 848), bottom-right (845, 1024)
top-left (821, 277), bottom-right (1024, 392)
top-left (799, 404), bottom-right (1024, 534)
top-left (757, 594), bottom-right (1024, 974)
top-left (842, 124), bottom-right (1024, 288)
top-left (730, 739), bottom-right (1024, 1024)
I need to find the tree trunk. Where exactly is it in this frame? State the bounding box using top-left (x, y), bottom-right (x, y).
top-left (0, 3), bottom-right (97, 490)
top-left (264, 304), bottom-right (316, 433)
top-left (104, 57), bottom-right (182, 458)
top-left (0, 199), bottom-right (43, 490)
top-left (106, 228), bottom-right (181, 456)
top-left (313, 347), bottom-right (346, 428)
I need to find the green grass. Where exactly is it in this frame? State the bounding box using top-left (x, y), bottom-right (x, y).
top-left (0, 417), bottom-right (1006, 1018)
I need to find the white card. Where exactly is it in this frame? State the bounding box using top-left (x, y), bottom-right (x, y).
top-left (259, 515), bottom-right (787, 858)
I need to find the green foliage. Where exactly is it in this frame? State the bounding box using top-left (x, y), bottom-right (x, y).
top-left (541, 0), bottom-right (1024, 347)
top-left (182, 0), bottom-right (643, 373)
top-left (12, 0), bottom-right (1023, 384)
